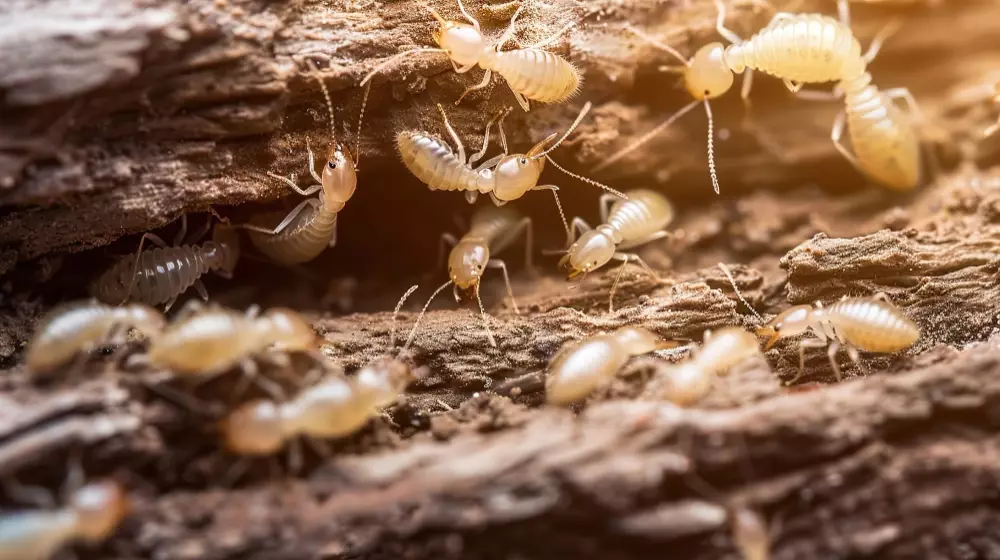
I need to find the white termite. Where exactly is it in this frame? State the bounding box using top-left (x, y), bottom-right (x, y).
top-left (757, 294), bottom-right (920, 383)
top-left (556, 188), bottom-right (674, 312)
top-left (239, 61), bottom-right (371, 264)
top-left (360, 0), bottom-right (583, 111)
top-left (545, 326), bottom-right (678, 406)
top-left (408, 205), bottom-right (532, 348)
top-left (397, 101), bottom-right (626, 241)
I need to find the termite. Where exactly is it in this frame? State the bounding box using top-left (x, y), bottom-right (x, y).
top-left (0, 479), bottom-right (129, 560)
top-left (221, 286), bottom-right (422, 459)
top-left (360, 0), bottom-right (583, 111)
top-left (239, 62), bottom-right (371, 265)
top-left (545, 326), bottom-right (678, 406)
top-left (555, 188), bottom-right (674, 312)
top-left (25, 301), bottom-right (166, 376)
top-left (409, 205), bottom-right (532, 348)
top-left (91, 215), bottom-right (240, 311)
top-left (398, 101), bottom-right (625, 239)
top-left (650, 327), bottom-right (762, 406)
top-left (757, 295), bottom-right (920, 383)
top-left (596, 0), bottom-right (898, 193)
top-left (131, 303), bottom-right (318, 396)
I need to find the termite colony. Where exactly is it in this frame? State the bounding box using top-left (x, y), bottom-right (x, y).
top-left (9, 0), bottom-right (958, 557)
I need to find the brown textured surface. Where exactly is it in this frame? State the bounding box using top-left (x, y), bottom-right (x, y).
top-left (3, 0), bottom-right (1000, 559)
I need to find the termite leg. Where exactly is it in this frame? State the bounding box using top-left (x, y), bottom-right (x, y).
top-left (617, 230), bottom-right (670, 252)
top-left (863, 18), bottom-right (903, 64)
top-left (494, 1), bottom-right (525, 50)
top-left (597, 193), bottom-right (620, 224)
top-left (236, 198), bottom-right (321, 237)
top-left (474, 153), bottom-right (505, 171)
top-left (830, 109), bottom-right (866, 174)
top-left (436, 104), bottom-right (467, 163)
top-left (193, 279), bottom-right (209, 302)
top-left (496, 216), bottom-right (534, 270)
top-left (184, 214), bottom-right (215, 245)
top-left (607, 252), bottom-right (657, 313)
top-left (509, 86), bottom-right (530, 112)
top-left (713, 0), bottom-right (745, 45)
top-left (837, 0), bottom-right (851, 28)
top-left (268, 169), bottom-right (323, 198)
top-left (872, 291), bottom-right (893, 304)
top-left (164, 297), bottom-right (178, 313)
top-left (451, 60), bottom-right (477, 74)
top-left (625, 24), bottom-right (689, 66)
top-left (884, 87), bottom-right (940, 180)
top-left (435, 233), bottom-right (460, 273)
top-left (846, 345), bottom-right (864, 375)
top-left (826, 341), bottom-right (843, 382)
top-left (568, 217), bottom-right (593, 246)
top-left (172, 214), bottom-right (189, 246)
top-left (456, 69), bottom-right (494, 105)
top-left (470, 107), bottom-right (510, 165)
top-left (485, 259), bottom-right (520, 314)
top-left (783, 79), bottom-right (804, 94)
top-left (236, 358), bottom-right (286, 400)
top-left (791, 338), bottom-right (829, 385)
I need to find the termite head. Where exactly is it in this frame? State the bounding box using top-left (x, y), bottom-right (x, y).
top-left (492, 152), bottom-right (545, 202)
top-left (685, 42), bottom-right (734, 100)
top-left (448, 238), bottom-right (490, 289)
top-left (613, 326), bottom-right (678, 355)
top-left (427, 5), bottom-right (484, 67)
top-left (70, 480), bottom-right (130, 541)
top-left (260, 308), bottom-right (317, 351)
top-left (756, 305), bottom-right (813, 350)
top-left (559, 226), bottom-right (619, 278)
top-left (322, 144), bottom-right (358, 209)
top-left (112, 304), bottom-right (167, 339)
top-left (220, 400), bottom-right (286, 455)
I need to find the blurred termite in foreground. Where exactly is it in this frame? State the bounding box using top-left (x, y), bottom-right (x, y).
top-left (397, 101), bottom-right (626, 242)
top-left (647, 264), bottom-right (764, 405)
top-left (130, 302), bottom-right (318, 397)
top-left (360, 0), bottom-right (583, 111)
top-left (26, 301), bottom-right (166, 376)
top-left (0, 472), bottom-right (129, 560)
top-left (552, 188), bottom-right (674, 312)
top-left (92, 215), bottom-right (240, 311)
top-left (545, 326), bottom-right (678, 406)
top-left (409, 206), bottom-right (532, 348)
top-left (239, 61), bottom-right (370, 264)
top-left (220, 286), bottom-right (423, 461)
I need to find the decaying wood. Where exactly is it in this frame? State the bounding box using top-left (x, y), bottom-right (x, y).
top-left (0, 0), bottom-right (998, 272)
top-left (4, 1), bottom-right (1000, 559)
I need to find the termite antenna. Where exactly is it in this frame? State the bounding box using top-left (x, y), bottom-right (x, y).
top-left (404, 280), bottom-right (451, 350)
top-left (474, 282), bottom-right (498, 347)
top-left (624, 23), bottom-right (691, 67)
top-left (546, 156), bottom-right (628, 201)
top-left (359, 47), bottom-right (448, 87)
top-left (533, 102), bottom-right (592, 159)
top-left (389, 284), bottom-right (420, 350)
top-left (593, 98), bottom-right (700, 172)
top-left (423, 2), bottom-right (448, 26)
top-left (353, 81), bottom-right (371, 168)
top-left (718, 262), bottom-right (764, 323)
top-left (704, 99), bottom-right (720, 194)
top-left (306, 59), bottom-right (337, 146)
